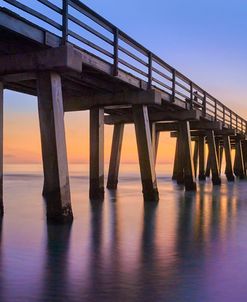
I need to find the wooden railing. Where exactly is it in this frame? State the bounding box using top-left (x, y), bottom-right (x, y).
top-left (1, 0), bottom-right (247, 133)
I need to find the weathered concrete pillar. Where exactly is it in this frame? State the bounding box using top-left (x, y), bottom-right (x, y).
top-left (37, 72), bottom-right (73, 223)
top-left (176, 133), bottom-right (185, 184)
top-left (219, 145), bottom-right (223, 174)
top-left (234, 136), bottom-right (245, 179)
top-left (205, 149), bottom-right (211, 178)
top-left (133, 105), bottom-right (159, 201)
top-left (215, 138), bottom-right (220, 157)
top-left (206, 130), bottom-right (221, 185)
top-left (178, 121), bottom-right (196, 191)
top-left (107, 123), bottom-right (124, 190)
top-left (242, 140), bottom-right (247, 173)
top-left (172, 138), bottom-right (179, 180)
top-left (0, 83), bottom-right (3, 217)
top-left (193, 139), bottom-right (199, 178)
top-left (90, 107), bottom-right (105, 200)
top-left (198, 136), bottom-right (206, 180)
top-left (223, 135), bottom-right (234, 181)
top-left (150, 123), bottom-right (159, 164)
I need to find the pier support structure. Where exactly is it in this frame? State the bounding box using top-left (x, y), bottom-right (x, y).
top-left (223, 135), bottom-right (235, 181)
top-left (37, 72), bottom-right (73, 223)
top-left (151, 122), bottom-right (159, 164)
top-left (234, 135), bottom-right (245, 179)
top-left (133, 105), bottom-right (159, 201)
top-left (193, 139), bottom-right (199, 178)
top-left (198, 136), bottom-right (206, 180)
top-left (172, 138), bottom-right (179, 181)
top-left (178, 121), bottom-right (196, 191)
top-left (176, 131), bottom-right (184, 185)
top-left (107, 123), bottom-right (124, 190)
top-left (205, 151), bottom-right (211, 178)
top-left (219, 145), bottom-right (223, 174)
top-left (242, 140), bottom-right (247, 174)
top-left (90, 107), bottom-right (105, 200)
top-left (206, 130), bottom-right (221, 185)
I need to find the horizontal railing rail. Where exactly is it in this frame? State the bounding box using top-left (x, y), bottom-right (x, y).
top-left (1, 0), bottom-right (246, 134)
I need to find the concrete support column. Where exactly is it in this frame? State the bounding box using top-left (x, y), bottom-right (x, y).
top-left (133, 105), bottom-right (159, 201)
top-left (193, 139), bottom-right (199, 178)
top-left (178, 121), bottom-right (196, 191)
top-left (176, 133), bottom-right (185, 185)
top-left (107, 123), bottom-right (124, 190)
top-left (37, 72), bottom-right (73, 223)
top-left (223, 135), bottom-right (234, 181)
top-left (242, 140), bottom-right (247, 174)
top-left (205, 149), bottom-right (211, 178)
top-left (0, 83), bottom-right (3, 217)
top-left (206, 130), bottom-right (221, 185)
top-left (219, 145), bottom-right (223, 174)
top-left (150, 123), bottom-right (160, 164)
top-left (198, 136), bottom-right (206, 180)
top-left (234, 136), bottom-right (245, 179)
top-left (90, 107), bottom-right (105, 200)
top-left (172, 138), bottom-right (179, 181)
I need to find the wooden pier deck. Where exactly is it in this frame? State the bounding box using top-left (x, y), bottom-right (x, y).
top-left (0, 0), bottom-right (246, 223)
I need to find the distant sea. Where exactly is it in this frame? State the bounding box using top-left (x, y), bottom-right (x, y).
top-left (0, 163), bottom-right (247, 302)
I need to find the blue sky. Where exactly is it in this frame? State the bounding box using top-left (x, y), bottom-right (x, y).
top-left (83, 0), bottom-right (247, 112)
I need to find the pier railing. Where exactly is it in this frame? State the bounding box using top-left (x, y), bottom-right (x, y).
top-left (1, 0), bottom-right (246, 133)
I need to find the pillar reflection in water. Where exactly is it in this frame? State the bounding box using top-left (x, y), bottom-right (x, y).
top-left (41, 223), bottom-right (72, 301)
top-left (0, 218), bottom-right (4, 301)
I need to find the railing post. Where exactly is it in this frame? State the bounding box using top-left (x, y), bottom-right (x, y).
top-left (230, 111), bottom-right (232, 128)
top-left (189, 82), bottom-right (193, 109)
top-left (203, 91), bottom-right (206, 116)
top-left (223, 106), bottom-right (225, 125)
top-left (236, 116), bottom-right (238, 131)
top-left (172, 69), bottom-right (176, 102)
top-left (214, 99), bottom-right (217, 121)
top-left (113, 27), bottom-right (119, 76)
top-left (62, 0), bottom-right (69, 44)
top-left (148, 52), bottom-right (153, 89)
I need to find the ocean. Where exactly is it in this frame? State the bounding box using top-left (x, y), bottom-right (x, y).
top-left (0, 164), bottom-right (247, 301)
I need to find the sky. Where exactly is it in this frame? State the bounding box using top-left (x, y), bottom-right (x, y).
top-left (2, 0), bottom-right (247, 165)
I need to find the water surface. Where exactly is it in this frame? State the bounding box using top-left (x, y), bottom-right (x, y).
top-left (0, 164), bottom-right (247, 301)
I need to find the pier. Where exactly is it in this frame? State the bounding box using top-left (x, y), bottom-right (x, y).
top-left (0, 0), bottom-right (246, 223)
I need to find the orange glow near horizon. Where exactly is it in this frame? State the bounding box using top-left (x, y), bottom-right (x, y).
top-left (3, 94), bottom-right (176, 165)
top-left (4, 90), bottom-right (246, 166)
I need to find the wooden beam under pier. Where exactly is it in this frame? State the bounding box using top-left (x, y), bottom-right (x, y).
top-left (156, 121), bottom-right (222, 132)
top-left (105, 109), bottom-right (201, 125)
top-left (170, 129), bottom-right (236, 138)
top-left (64, 89), bottom-right (162, 111)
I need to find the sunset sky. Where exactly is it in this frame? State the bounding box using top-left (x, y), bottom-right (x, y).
top-left (3, 0), bottom-right (247, 165)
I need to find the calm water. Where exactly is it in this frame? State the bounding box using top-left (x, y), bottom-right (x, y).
top-left (1, 164), bottom-right (247, 301)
